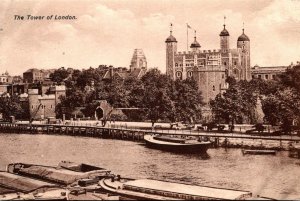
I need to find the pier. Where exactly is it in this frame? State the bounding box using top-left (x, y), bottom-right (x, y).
top-left (0, 122), bottom-right (299, 151)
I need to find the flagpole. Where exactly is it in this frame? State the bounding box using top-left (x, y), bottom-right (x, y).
top-left (186, 24), bottom-right (188, 51)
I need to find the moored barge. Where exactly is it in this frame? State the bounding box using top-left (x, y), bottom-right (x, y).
top-left (144, 134), bottom-right (211, 153)
top-left (99, 176), bottom-right (253, 200)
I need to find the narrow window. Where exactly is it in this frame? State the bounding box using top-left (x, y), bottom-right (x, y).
top-left (213, 85), bottom-right (215, 91)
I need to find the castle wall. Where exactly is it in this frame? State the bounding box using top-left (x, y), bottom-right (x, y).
top-left (193, 67), bottom-right (225, 103)
top-left (28, 89), bottom-right (40, 120)
top-left (166, 42), bottom-right (177, 79)
top-left (28, 85), bottom-right (66, 120)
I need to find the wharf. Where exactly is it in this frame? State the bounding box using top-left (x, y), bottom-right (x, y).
top-left (0, 122), bottom-right (299, 150)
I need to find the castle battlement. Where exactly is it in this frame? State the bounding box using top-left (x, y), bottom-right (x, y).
top-left (28, 89), bottom-right (39, 95)
top-left (38, 94), bottom-right (55, 100)
top-left (50, 85), bottom-right (66, 92)
top-left (177, 49), bottom-right (223, 55)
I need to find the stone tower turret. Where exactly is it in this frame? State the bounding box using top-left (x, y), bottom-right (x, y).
top-left (190, 30), bottom-right (201, 52)
top-left (237, 27), bottom-right (251, 80)
top-left (165, 24), bottom-right (177, 80)
top-left (28, 89), bottom-right (40, 120)
top-left (220, 19), bottom-right (230, 53)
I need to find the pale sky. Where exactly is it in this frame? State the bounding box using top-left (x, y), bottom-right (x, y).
top-left (0, 0), bottom-right (300, 75)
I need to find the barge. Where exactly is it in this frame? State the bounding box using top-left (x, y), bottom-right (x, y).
top-left (144, 134), bottom-right (211, 153)
top-left (242, 149), bottom-right (276, 155)
top-left (99, 176), bottom-right (253, 200)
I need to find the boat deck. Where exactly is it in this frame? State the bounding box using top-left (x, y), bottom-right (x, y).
top-left (145, 135), bottom-right (210, 146)
top-left (0, 171), bottom-right (58, 193)
top-left (123, 179), bottom-right (252, 200)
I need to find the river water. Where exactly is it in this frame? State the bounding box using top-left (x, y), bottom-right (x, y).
top-left (0, 133), bottom-right (299, 200)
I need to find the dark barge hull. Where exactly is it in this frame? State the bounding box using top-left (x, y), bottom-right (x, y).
top-left (144, 135), bottom-right (211, 153)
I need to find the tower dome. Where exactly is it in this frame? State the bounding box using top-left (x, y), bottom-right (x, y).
top-left (219, 25), bottom-right (230, 36)
top-left (238, 29), bottom-right (250, 41)
top-left (190, 39), bottom-right (201, 48)
top-left (165, 23), bottom-right (177, 43)
top-left (165, 34), bottom-right (177, 43)
top-left (190, 31), bottom-right (201, 49)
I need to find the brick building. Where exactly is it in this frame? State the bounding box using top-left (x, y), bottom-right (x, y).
top-left (23, 68), bottom-right (55, 83)
top-left (251, 65), bottom-right (288, 80)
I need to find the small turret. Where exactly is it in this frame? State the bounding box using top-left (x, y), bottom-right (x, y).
top-left (166, 23), bottom-right (177, 80)
top-left (190, 30), bottom-right (201, 52)
top-left (165, 23), bottom-right (177, 43)
top-left (220, 16), bottom-right (230, 52)
top-left (237, 28), bottom-right (250, 42)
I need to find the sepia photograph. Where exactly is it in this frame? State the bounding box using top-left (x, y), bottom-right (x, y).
top-left (0, 0), bottom-right (300, 200)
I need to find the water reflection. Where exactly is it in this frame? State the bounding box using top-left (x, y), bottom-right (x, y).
top-left (0, 133), bottom-right (299, 200)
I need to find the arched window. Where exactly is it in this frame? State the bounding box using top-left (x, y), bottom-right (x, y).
top-left (225, 69), bottom-right (228, 77)
top-left (234, 61), bottom-right (237, 65)
top-left (176, 71), bottom-right (182, 78)
top-left (175, 63), bottom-right (178, 67)
top-left (213, 85), bottom-right (215, 91)
top-left (188, 71), bottom-right (193, 78)
top-left (224, 62), bottom-right (227, 66)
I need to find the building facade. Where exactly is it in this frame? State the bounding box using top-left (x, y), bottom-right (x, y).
top-left (0, 71), bottom-right (10, 83)
top-left (23, 68), bottom-right (55, 83)
top-left (129, 49), bottom-right (147, 79)
top-left (251, 65), bottom-right (288, 80)
top-left (166, 24), bottom-right (251, 103)
top-left (28, 85), bottom-right (66, 120)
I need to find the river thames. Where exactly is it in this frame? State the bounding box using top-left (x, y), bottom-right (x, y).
top-left (0, 133), bottom-right (299, 200)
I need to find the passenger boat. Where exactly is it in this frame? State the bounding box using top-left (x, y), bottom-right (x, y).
top-left (99, 176), bottom-right (253, 200)
top-left (144, 134), bottom-right (211, 153)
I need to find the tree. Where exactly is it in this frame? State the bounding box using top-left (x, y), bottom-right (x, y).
top-left (0, 93), bottom-right (24, 121)
top-left (141, 69), bottom-right (175, 127)
top-left (173, 78), bottom-right (203, 123)
top-left (55, 89), bottom-right (87, 119)
top-left (262, 88), bottom-right (300, 133)
top-left (210, 77), bottom-right (257, 125)
top-left (50, 67), bottom-right (70, 83)
top-left (262, 64), bottom-right (300, 131)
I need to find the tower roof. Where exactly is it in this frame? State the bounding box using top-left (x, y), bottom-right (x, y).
top-left (190, 31), bottom-right (201, 48)
top-left (165, 23), bottom-right (177, 43)
top-left (238, 29), bottom-right (250, 41)
top-left (219, 25), bottom-right (230, 36)
top-left (165, 34), bottom-right (177, 43)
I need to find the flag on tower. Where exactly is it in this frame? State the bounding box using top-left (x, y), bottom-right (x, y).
top-left (187, 23), bottom-right (192, 29)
